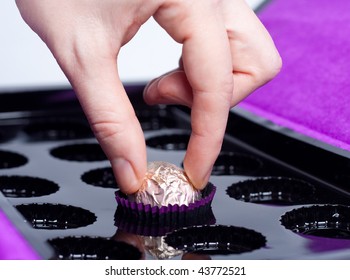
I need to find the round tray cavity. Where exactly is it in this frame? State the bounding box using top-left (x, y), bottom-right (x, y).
top-left (164, 225), bottom-right (266, 255)
top-left (50, 143), bottom-right (107, 162)
top-left (15, 203), bottom-right (96, 229)
top-left (48, 236), bottom-right (142, 260)
top-left (281, 205), bottom-right (350, 239)
top-left (0, 150), bottom-right (28, 169)
top-left (24, 120), bottom-right (93, 141)
top-left (81, 167), bottom-right (119, 189)
top-left (211, 152), bottom-right (262, 176)
top-left (0, 175), bottom-right (59, 198)
top-left (136, 107), bottom-right (177, 131)
top-left (226, 177), bottom-right (316, 205)
top-left (146, 133), bottom-right (190, 150)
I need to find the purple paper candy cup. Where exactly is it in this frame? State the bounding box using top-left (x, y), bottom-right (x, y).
top-left (114, 183), bottom-right (216, 236)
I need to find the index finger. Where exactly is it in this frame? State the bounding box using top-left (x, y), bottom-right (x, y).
top-left (155, 1), bottom-right (233, 189)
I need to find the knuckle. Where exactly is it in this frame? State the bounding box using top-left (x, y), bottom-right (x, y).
top-left (249, 51), bottom-right (282, 86)
top-left (260, 52), bottom-right (283, 83)
top-left (267, 52), bottom-right (283, 79)
top-left (89, 112), bottom-right (137, 142)
top-left (90, 120), bottom-right (123, 141)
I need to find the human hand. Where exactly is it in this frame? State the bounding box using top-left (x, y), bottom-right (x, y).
top-left (144, 0), bottom-right (282, 188)
top-left (16, 0), bottom-right (281, 194)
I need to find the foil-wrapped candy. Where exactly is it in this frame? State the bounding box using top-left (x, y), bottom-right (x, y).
top-left (128, 161), bottom-right (201, 207)
top-left (142, 236), bottom-right (182, 260)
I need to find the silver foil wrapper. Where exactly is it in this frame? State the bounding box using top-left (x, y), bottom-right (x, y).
top-left (129, 161), bottom-right (201, 207)
top-left (142, 236), bottom-right (182, 260)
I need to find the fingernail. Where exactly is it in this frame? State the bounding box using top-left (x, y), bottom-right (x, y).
top-left (113, 158), bottom-right (140, 194)
top-left (197, 169), bottom-right (212, 190)
top-left (184, 163), bottom-right (212, 191)
top-left (143, 79), bottom-right (157, 99)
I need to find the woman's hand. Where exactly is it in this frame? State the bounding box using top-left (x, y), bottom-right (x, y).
top-left (16, 0), bottom-right (281, 193)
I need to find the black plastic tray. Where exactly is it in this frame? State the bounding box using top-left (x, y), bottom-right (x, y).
top-left (1, 85), bottom-right (350, 260)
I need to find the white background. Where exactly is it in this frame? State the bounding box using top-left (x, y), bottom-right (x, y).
top-left (0, 0), bottom-right (265, 90)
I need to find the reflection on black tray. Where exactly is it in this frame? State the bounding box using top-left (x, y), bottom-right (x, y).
top-left (48, 236), bottom-right (142, 260)
top-left (164, 225), bottom-right (266, 255)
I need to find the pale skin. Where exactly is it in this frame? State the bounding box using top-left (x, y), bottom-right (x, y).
top-left (16, 0), bottom-right (281, 194)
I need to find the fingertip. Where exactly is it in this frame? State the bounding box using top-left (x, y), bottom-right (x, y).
top-left (144, 71), bottom-right (193, 107)
top-left (143, 78), bottom-right (158, 105)
top-left (183, 159), bottom-right (212, 191)
top-left (112, 158), bottom-right (144, 195)
top-left (143, 78), bottom-right (160, 106)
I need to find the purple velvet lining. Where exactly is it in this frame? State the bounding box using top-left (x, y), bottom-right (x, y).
top-left (0, 209), bottom-right (40, 260)
top-left (239, 0), bottom-right (350, 151)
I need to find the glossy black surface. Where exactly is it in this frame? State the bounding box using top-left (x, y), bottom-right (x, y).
top-left (1, 86), bottom-right (350, 259)
top-left (0, 175), bottom-right (59, 198)
top-left (48, 236), bottom-right (142, 260)
top-left (0, 150), bottom-right (28, 169)
top-left (281, 205), bottom-right (350, 239)
top-left (16, 203), bottom-right (97, 229)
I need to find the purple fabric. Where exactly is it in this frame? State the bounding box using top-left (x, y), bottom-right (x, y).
top-left (239, 0), bottom-right (350, 151)
top-left (303, 235), bottom-right (350, 253)
top-left (0, 209), bottom-right (40, 260)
